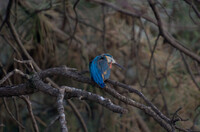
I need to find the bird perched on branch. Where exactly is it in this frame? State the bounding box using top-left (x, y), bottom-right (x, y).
top-left (89, 54), bottom-right (124, 88)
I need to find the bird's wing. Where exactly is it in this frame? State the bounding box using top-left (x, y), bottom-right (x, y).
top-left (89, 56), bottom-right (105, 88)
top-left (97, 58), bottom-right (111, 80)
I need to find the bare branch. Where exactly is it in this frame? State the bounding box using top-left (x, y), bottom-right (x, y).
top-left (0, 0), bottom-right (13, 32)
top-left (14, 58), bottom-right (35, 72)
top-left (87, 0), bottom-right (200, 63)
top-left (0, 69), bottom-right (30, 85)
top-left (57, 88), bottom-right (68, 132)
top-left (147, 0), bottom-right (200, 63)
top-left (7, 21), bottom-right (40, 71)
top-left (44, 116), bottom-right (59, 132)
top-left (88, 0), bottom-right (157, 25)
top-left (181, 53), bottom-right (200, 90)
top-left (2, 98), bottom-right (25, 129)
top-left (20, 96), bottom-right (39, 132)
top-left (67, 100), bottom-right (88, 132)
top-left (0, 69), bottom-right (126, 114)
top-left (0, 66), bottom-right (192, 131)
top-left (183, 0), bottom-right (200, 19)
top-left (63, 86), bottom-right (127, 114)
top-left (68, 0), bottom-right (80, 45)
top-left (103, 85), bottom-right (172, 131)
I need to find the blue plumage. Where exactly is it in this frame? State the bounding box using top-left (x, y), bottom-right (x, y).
top-left (89, 54), bottom-right (112, 88)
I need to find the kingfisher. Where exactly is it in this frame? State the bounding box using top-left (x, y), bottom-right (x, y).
top-left (89, 54), bottom-right (124, 88)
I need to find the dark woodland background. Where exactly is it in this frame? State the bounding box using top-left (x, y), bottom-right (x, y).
top-left (0, 0), bottom-right (200, 132)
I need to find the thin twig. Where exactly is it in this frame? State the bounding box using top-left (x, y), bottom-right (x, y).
top-left (2, 98), bottom-right (25, 129)
top-left (68, 0), bottom-right (80, 46)
top-left (68, 15), bottom-right (103, 32)
top-left (103, 85), bottom-right (172, 131)
top-left (0, 0), bottom-right (13, 32)
top-left (183, 0), bottom-right (200, 19)
top-left (106, 79), bottom-right (170, 123)
top-left (147, 0), bottom-right (200, 63)
top-left (0, 66), bottom-right (191, 131)
top-left (44, 116), bottom-right (59, 132)
top-left (20, 96), bottom-right (39, 132)
top-left (138, 31), bottom-right (160, 87)
top-left (6, 20), bottom-right (90, 132)
top-left (12, 97), bottom-right (22, 132)
top-left (67, 100), bottom-right (88, 132)
top-left (181, 52), bottom-right (200, 90)
top-left (14, 58), bottom-right (35, 72)
top-left (88, 0), bottom-right (157, 25)
top-left (0, 62), bottom-right (23, 132)
top-left (102, 4), bottom-right (107, 52)
top-left (7, 21), bottom-right (40, 71)
top-left (0, 69), bottom-right (30, 85)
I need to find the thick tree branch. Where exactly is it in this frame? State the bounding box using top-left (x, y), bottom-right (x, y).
top-left (0, 69), bottom-right (126, 114)
top-left (0, 83), bottom-right (36, 97)
top-left (63, 86), bottom-right (127, 114)
top-left (103, 86), bottom-right (172, 131)
top-left (0, 66), bottom-right (181, 131)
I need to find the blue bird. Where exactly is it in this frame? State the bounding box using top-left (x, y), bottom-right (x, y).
top-left (89, 54), bottom-right (124, 88)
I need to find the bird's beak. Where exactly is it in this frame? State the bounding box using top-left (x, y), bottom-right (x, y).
top-left (113, 62), bottom-right (125, 70)
top-left (111, 58), bottom-right (125, 70)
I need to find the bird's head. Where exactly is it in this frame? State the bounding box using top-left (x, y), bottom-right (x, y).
top-left (102, 54), bottom-right (124, 69)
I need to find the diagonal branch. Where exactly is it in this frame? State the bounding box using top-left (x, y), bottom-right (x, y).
top-left (103, 85), bottom-right (172, 131)
top-left (88, 0), bottom-right (157, 25)
top-left (0, 69), bottom-right (30, 85)
top-left (20, 96), bottom-right (39, 132)
top-left (181, 52), bottom-right (200, 90)
top-left (147, 0), bottom-right (200, 63)
top-left (63, 86), bottom-right (127, 114)
top-left (6, 19), bottom-right (88, 132)
top-left (2, 98), bottom-right (25, 129)
top-left (0, 71), bottom-right (127, 114)
top-left (0, 66), bottom-right (191, 131)
top-left (183, 0), bottom-right (200, 19)
top-left (88, 0), bottom-right (200, 63)
top-left (0, 0), bottom-right (13, 32)
top-left (44, 115), bottom-right (59, 132)
top-left (37, 66), bottom-right (171, 122)
top-left (67, 100), bottom-right (88, 132)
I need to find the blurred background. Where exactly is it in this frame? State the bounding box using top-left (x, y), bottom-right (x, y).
top-left (0, 0), bottom-right (200, 131)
